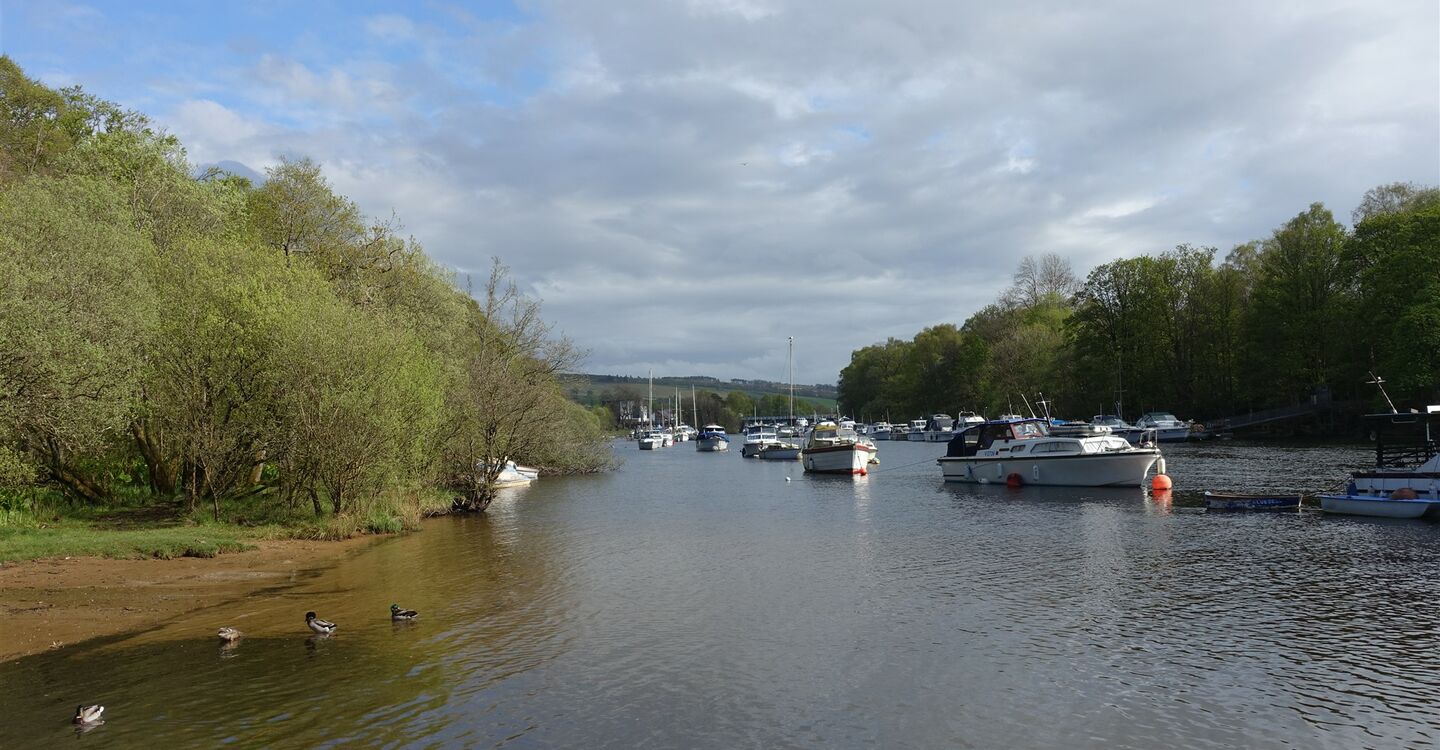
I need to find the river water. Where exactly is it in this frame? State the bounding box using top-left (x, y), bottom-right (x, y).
top-left (3, 439), bottom-right (1439, 749)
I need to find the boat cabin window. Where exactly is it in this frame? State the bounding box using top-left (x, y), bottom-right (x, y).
top-left (946, 425), bottom-right (984, 457)
top-left (1010, 421), bottom-right (1048, 440)
top-left (814, 430), bottom-right (838, 440)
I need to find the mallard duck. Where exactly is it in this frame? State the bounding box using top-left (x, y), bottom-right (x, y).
top-left (73, 704), bottom-right (104, 725)
top-left (217, 627), bottom-right (243, 642)
top-left (390, 603), bottom-right (419, 621)
top-left (305, 611), bottom-right (337, 635)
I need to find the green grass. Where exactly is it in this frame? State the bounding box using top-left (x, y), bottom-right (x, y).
top-left (0, 522), bottom-right (256, 563)
top-left (0, 485), bottom-right (457, 562)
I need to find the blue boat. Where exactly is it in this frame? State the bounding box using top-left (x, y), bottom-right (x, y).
top-left (1204, 492), bottom-right (1302, 511)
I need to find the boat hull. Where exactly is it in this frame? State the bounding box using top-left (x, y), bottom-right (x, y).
top-left (696, 437), bottom-right (729, 452)
top-left (1318, 494), bottom-right (1438, 518)
top-left (906, 431), bottom-right (926, 442)
top-left (757, 446), bottom-right (801, 461)
top-left (803, 444), bottom-right (873, 474)
top-left (939, 452), bottom-right (1159, 487)
top-left (1204, 492), bottom-right (1301, 511)
top-left (638, 439), bottom-right (659, 451)
top-left (923, 430), bottom-right (953, 442)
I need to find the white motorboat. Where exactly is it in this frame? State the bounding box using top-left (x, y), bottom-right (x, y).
top-left (1318, 409), bottom-right (1440, 518)
top-left (1090, 414), bottom-right (1149, 444)
top-left (870, 422), bottom-right (894, 440)
top-left (905, 419), bottom-right (928, 442)
top-left (740, 427), bottom-right (780, 458)
top-left (1134, 412), bottom-right (1191, 442)
top-left (757, 441), bottom-right (802, 460)
top-left (696, 424), bottom-right (730, 452)
top-left (802, 421), bottom-right (875, 474)
top-left (956, 411), bottom-right (985, 428)
top-left (637, 429), bottom-right (664, 450)
top-left (491, 459), bottom-right (540, 488)
top-left (923, 414), bottom-right (956, 442)
top-left (938, 417), bottom-right (1162, 487)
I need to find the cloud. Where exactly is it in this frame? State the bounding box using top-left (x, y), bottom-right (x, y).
top-left (12, 0), bottom-right (1434, 383)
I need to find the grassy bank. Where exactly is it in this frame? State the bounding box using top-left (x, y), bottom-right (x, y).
top-left (0, 487), bottom-right (455, 563)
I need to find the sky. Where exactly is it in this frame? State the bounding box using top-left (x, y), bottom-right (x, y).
top-left (3, 0), bottom-right (1437, 384)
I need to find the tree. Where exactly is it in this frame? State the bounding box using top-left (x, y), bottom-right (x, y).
top-left (0, 176), bottom-right (156, 502)
top-left (1352, 182), bottom-right (1440, 225)
top-left (1001, 253), bottom-right (1080, 309)
top-left (443, 260), bottom-right (590, 511)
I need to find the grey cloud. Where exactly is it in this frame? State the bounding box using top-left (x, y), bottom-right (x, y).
top-left (149, 0), bottom-right (1436, 383)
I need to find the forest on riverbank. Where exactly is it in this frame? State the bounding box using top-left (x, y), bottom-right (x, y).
top-left (839, 187), bottom-right (1440, 427)
top-left (0, 58), bottom-right (612, 543)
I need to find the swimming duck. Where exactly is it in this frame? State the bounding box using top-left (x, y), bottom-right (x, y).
top-left (390, 603), bottom-right (419, 621)
top-left (305, 611), bottom-right (337, 635)
top-left (73, 704), bottom-right (104, 725)
top-left (217, 627), bottom-right (243, 642)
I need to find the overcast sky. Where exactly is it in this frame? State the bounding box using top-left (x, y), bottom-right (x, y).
top-left (4, 0), bottom-right (1437, 383)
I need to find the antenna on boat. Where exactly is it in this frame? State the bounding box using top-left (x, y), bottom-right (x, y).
top-left (1367, 371), bottom-right (1398, 414)
top-left (1020, 393), bottom-right (1036, 419)
top-left (1035, 392), bottom-right (1053, 421)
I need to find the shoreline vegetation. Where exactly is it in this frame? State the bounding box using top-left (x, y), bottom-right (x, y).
top-left (0, 57), bottom-right (613, 562)
top-left (839, 189), bottom-right (1440, 429)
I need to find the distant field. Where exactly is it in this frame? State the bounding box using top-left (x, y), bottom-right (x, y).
top-left (564, 373), bottom-right (838, 411)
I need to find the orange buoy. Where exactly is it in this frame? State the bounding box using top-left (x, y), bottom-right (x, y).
top-left (1006, 472), bottom-right (1023, 488)
top-left (859, 468), bottom-right (867, 476)
top-left (1151, 474), bottom-right (1173, 491)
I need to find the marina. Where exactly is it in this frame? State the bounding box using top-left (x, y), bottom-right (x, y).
top-left (7, 439), bottom-right (1440, 748)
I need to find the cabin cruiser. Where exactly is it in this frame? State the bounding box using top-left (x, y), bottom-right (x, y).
top-left (1318, 410), bottom-right (1440, 518)
top-left (1134, 412), bottom-right (1191, 442)
top-left (923, 414), bottom-right (957, 442)
top-left (740, 426), bottom-right (781, 458)
top-left (938, 417), bottom-right (1161, 487)
top-left (870, 422), bottom-right (894, 440)
top-left (802, 421), bottom-right (875, 474)
top-left (905, 419), bottom-right (929, 442)
top-left (1090, 415), bottom-right (1149, 444)
top-left (637, 429), bottom-right (665, 450)
top-left (696, 424), bottom-right (730, 452)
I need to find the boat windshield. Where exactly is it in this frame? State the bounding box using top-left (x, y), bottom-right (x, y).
top-left (1011, 421), bottom-right (1049, 439)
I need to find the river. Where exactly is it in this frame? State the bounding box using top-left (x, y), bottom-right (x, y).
top-left (3, 438), bottom-right (1438, 748)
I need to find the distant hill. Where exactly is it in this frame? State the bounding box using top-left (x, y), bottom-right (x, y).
top-left (565, 373), bottom-right (837, 409)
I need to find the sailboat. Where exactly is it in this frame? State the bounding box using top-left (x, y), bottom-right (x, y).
top-left (760, 336), bottom-right (803, 461)
top-left (638, 369), bottom-right (664, 450)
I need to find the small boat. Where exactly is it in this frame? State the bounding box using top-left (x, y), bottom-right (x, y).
top-left (938, 417), bottom-right (1161, 487)
top-left (923, 414), bottom-right (956, 442)
top-left (904, 419), bottom-right (928, 442)
top-left (1089, 414), bottom-right (1149, 444)
top-left (1318, 408), bottom-right (1440, 518)
top-left (870, 422), bottom-right (894, 440)
top-left (802, 421), bottom-right (875, 474)
top-left (637, 429), bottom-right (664, 450)
top-left (1204, 491), bottom-right (1302, 511)
top-left (740, 427), bottom-right (780, 458)
top-left (695, 424), bottom-right (730, 452)
top-left (756, 441), bottom-right (802, 460)
top-left (1134, 412), bottom-right (1192, 442)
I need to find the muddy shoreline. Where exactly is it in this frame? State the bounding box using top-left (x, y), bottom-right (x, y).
top-left (0, 536), bottom-right (382, 662)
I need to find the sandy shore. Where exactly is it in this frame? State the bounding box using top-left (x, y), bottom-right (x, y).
top-left (0, 536), bottom-right (381, 662)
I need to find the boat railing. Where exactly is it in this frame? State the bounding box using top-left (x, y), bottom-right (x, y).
top-left (1376, 441), bottom-right (1438, 468)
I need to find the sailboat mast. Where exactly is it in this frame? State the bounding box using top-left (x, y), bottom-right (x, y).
top-left (692, 385), bottom-right (697, 427)
top-left (788, 336), bottom-right (794, 424)
top-left (647, 369), bottom-right (653, 426)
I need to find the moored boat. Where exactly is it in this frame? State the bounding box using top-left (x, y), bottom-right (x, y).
top-left (740, 427), bottom-right (780, 458)
top-left (1318, 409), bottom-right (1440, 518)
top-left (802, 421), bottom-right (874, 474)
top-left (923, 414), bottom-right (956, 442)
top-left (1204, 491), bottom-right (1301, 511)
top-left (696, 424), bottom-right (730, 452)
top-left (637, 429), bottom-right (664, 450)
top-left (757, 441), bottom-right (802, 460)
top-left (905, 419), bottom-right (928, 442)
top-left (938, 417), bottom-right (1161, 487)
top-left (1135, 412), bottom-right (1191, 442)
